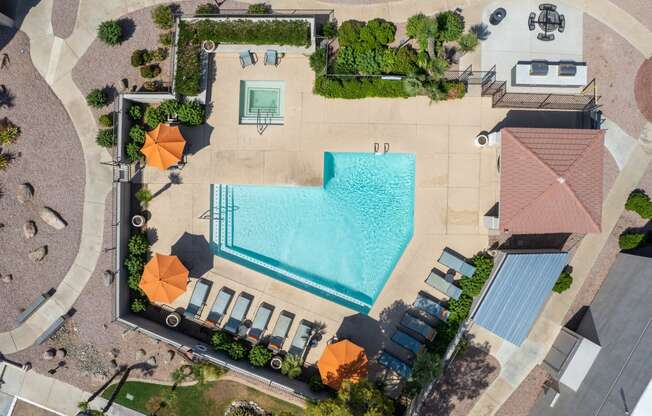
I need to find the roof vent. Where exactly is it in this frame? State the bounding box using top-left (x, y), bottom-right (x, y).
top-left (557, 176), bottom-right (566, 184)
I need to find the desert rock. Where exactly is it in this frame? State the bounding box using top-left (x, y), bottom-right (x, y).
top-left (29, 246), bottom-right (47, 262)
top-left (39, 207), bottom-right (67, 230)
top-left (16, 183), bottom-right (34, 204)
top-left (23, 221), bottom-right (37, 239)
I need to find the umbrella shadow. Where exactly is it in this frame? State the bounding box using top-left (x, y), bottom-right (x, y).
top-left (171, 232), bottom-right (214, 278)
top-left (322, 350), bottom-right (369, 389)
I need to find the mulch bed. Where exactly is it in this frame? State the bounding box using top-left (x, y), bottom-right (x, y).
top-left (634, 58), bottom-right (652, 122)
top-left (0, 28), bottom-right (84, 332)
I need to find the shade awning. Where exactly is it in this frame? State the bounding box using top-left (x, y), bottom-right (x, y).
top-left (139, 253), bottom-right (189, 303)
top-left (317, 340), bottom-right (368, 389)
top-left (140, 123), bottom-right (186, 170)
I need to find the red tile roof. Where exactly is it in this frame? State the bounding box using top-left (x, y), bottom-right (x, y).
top-left (500, 128), bottom-right (604, 234)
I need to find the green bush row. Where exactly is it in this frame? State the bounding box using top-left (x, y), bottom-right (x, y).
top-left (314, 76), bottom-right (412, 99)
top-left (211, 331), bottom-right (272, 366)
top-left (333, 45), bottom-right (419, 76)
top-left (189, 19), bottom-right (311, 47)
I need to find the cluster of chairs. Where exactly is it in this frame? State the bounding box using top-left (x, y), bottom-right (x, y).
top-left (240, 49), bottom-right (280, 68)
top-left (183, 279), bottom-right (314, 355)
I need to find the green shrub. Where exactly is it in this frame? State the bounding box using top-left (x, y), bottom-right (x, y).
top-left (225, 341), bottom-right (248, 360)
top-left (338, 20), bottom-right (364, 47)
top-left (129, 125), bottom-right (146, 144)
top-left (159, 31), bottom-right (173, 46)
top-left (248, 345), bottom-right (273, 367)
top-left (625, 190), bottom-right (652, 219)
top-left (86, 89), bottom-right (107, 108)
top-left (314, 76), bottom-right (412, 99)
top-left (308, 374), bottom-right (326, 392)
top-left (97, 20), bottom-right (123, 45)
top-left (136, 187), bottom-right (153, 206)
top-left (96, 129), bottom-right (115, 147)
top-left (459, 32), bottom-right (479, 52)
top-left (619, 232), bottom-right (646, 250)
top-left (0, 118), bottom-right (20, 145)
top-left (178, 100), bottom-right (205, 125)
top-left (98, 114), bottom-right (113, 128)
top-left (359, 18), bottom-right (396, 48)
top-left (131, 298), bottom-right (147, 313)
top-left (309, 48), bottom-right (327, 74)
top-left (140, 64), bottom-right (161, 79)
top-left (159, 100), bottom-right (180, 119)
top-left (125, 256), bottom-right (145, 279)
top-left (211, 331), bottom-right (232, 351)
top-left (333, 46), bottom-right (357, 74)
top-left (131, 49), bottom-right (146, 67)
top-left (391, 46), bottom-right (419, 75)
top-left (128, 233), bottom-right (150, 256)
top-left (407, 351), bottom-right (442, 396)
top-left (406, 13), bottom-right (437, 50)
top-left (323, 21), bottom-right (337, 39)
top-left (191, 19), bottom-right (311, 46)
top-left (152, 5), bottom-right (174, 30)
top-left (195, 3), bottom-right (219, 15)
top-left (280, 354), bottom-right (302, 379)
top-left (144, 106), bottom-right (165, 128)
top-left (247, 3), bottom-right (271, 14)
top-left (0, 153), bottom-right (9, 171)
top-left (553, 271), bottom-right (573, 294)
top-left (128, 104), bottom-right (143, 121)
top-left (151, 47), bottom-right (167, 61)
top-left (126, 142), bottom-right (143, 163)
top-left (437, 11), bottom-right (464, 42)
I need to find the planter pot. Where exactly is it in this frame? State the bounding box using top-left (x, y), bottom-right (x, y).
top-left (165, 312), bottom-right (181, 328)
top-left (131, 214), bottom-right (146, 228)
top-left (202, 40), bottom-right (217, 53)
top-left (474, 134), bottom-right (488, 148)
top-left (270, 356), bottom-right (283, 370)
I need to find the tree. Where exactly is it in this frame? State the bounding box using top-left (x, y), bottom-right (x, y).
top-left (338, 20), bottom-right (365, 47)
top-left (307, 379), bottom-right (394, 416)
top-left (408, 351), bottom-right (442, 394)
top-left (406, 13), bottom-right (437, 51)
top-left (553, 271), bottom-right (573, 294)
top-left (437, 11), bottom-right (464, 42)
top-left (97, 20), bottom-right (122, 45)
top-left (152, 5), bottom-right (174, 30)
top-left (359, 18), bottom-right (396, 48)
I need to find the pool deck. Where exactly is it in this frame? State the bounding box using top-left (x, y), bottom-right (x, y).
top-left (138, 52), bottom-right (508, 365)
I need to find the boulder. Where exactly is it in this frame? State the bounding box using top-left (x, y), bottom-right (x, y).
top-left (102, 270), bottom-right (114, 287)
top-left (42, 349), bottom-right (56, 360)
top-left (135, 349), bottom-right (146, 360)
top-left (39, 207), bottom-right (67, 230)
top-left (1, 273), bottom-right (12, 283)
top-left (16, 183), bottom-right (34, 204)
top-left (165, 350), bottom-right (175, 363)
top-left (146, 356), bottom-right (156, 367)
top-left (29, 246), bottom-right (47, 262)
top-left (56, 348), bottom-right (67, 359)
top-left (23, 221), bottom-right (37, 239)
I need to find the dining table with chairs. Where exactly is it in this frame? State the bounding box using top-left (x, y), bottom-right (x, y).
top-left (529, 3), bottom-right (565, 41)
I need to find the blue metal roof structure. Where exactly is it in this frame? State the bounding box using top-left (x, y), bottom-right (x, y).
top-left (472, 252), bottom-right (569, 346)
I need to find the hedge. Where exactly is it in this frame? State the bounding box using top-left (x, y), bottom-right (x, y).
top-left (191, 19), bottom-right (311, 46)
top-left (619, 232), bottom-right (646, 250)
top-left (625, 190), bottom-right (652, 219)
top-left (314, 76), bottom-right (412, 99)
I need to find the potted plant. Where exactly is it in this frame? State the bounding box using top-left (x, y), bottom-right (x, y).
top-left (270, 356), bottom-right (283, 370)
top-left (166, 312), bottom-right (181, 327)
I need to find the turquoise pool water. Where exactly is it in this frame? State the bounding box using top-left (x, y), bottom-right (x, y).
top-left (239, 80), bottom-right (284, 124)
top-left (210, 152), bottom-right (415, 312)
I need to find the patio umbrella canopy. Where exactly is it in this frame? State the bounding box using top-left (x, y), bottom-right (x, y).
top-left (140, 123), bottom-right (186, 170)
top-left (317, 340), bottom-right (368, 389)
top-left (139, 253), bottom-right (189, 303)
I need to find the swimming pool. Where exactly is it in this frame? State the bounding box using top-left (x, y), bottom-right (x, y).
top-left (210, 152), bottom-right (415, 312)
top-left (239, 80), bottom-right (284, 125)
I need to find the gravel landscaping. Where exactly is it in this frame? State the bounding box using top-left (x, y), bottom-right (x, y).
top-left (0, 28), bottom-right (84, 332)
top-left (584, 14), bottom-right (647, 140)
top-left (495, 366), bottom-right (550, 416)
top-left (634, 58), bottom-right (652, 122)
top-left (52, 0), bottom-right (79, 39)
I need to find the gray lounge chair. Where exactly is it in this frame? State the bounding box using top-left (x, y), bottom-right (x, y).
top-left (414, 293), bottom-right (450, 322)
top-left (378, 350), bottom-right (412, 379)
top-left (288, 320), bottom-right (312, 357)
top-left (425, 270), bottom-right (462, 300)
top-left (206, 287), bottom-right (234, 326)
top-left (268, 311), bottom-right (295, 353)
top-left (240, 50), bottom-right (254, 68)
top-left (246, 303), bottom-right (274, 344)
top-left (184, 279), bottom-right (211, 319)
top-left (391, 329), bottom-right (424, 355)
top-left (438, 248), bottom-right (476, 277)
top-left (223, 293), bottom-right (253, 335)
top-left (400, 313), bottom-right (436, 341)
top-left (264, 49), bottom-right (278, 66)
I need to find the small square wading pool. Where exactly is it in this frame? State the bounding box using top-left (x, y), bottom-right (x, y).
top-left (239, 80), bottom-right (285, 125)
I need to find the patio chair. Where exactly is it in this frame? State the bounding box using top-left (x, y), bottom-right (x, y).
top-left (246, 303), bottom-right (274, 344)
top-left (558, 15), bottom-right (565, 32)
top-left (239, 50), bottom-right (254, 68)
top-left (183, 279), bottom-right (211, 319)
top-left (400, 313), bottom-right (436, 341)
top-left (205, 287), bottom-right (234, 326)
top-left (438, 248), bottom-right (476, 277)
top-left (537, 33), bottom-right (555, 41)
top-left (268, 311), bottom-right (295, 353)
top-left (223, 293), bottom-right (253, 335)
top-left (425, 269), bottom-right (462, 300)
top-left (528, 13), bottom-right (536, 31)
top-left (413, 293), bottom-right (450, 322)
top-left (264, 49), bottom-right (278, 66)
top-left (391, 329), bottom-right (425, 355)
top-left (288, 320), bottom-right (313, 358)
top-left (378, 350), bottom-right (412, 379)
top-left (539, 3), bottom-right (556, 11)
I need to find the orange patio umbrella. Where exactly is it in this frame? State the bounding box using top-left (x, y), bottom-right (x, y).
top-left (139, 253), bottom-right (189, 303)
top-left (140, 123), bottom-right (186, 170)
top-left (317, 340), bottom-right (368, 389)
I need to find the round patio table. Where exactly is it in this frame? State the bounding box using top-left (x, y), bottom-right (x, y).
top-left (538, 9), bottom-right (560, 32)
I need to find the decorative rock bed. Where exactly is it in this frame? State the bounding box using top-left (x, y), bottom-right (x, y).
top-left (224, 400), bottom-right (267, 416)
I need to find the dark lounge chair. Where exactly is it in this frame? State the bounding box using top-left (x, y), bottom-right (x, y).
top-left (378, 350), bottom-right (412, 379)
top-left (414, 293), bottom-right (450, 322)
top-left (268, 311), bottom-right (295, 353)
top-left (288, 320), bottom-right (312, 357)
top-left (183, 279), bottom-right (211, 319)
top-left (400, 313), bottom-right (436, 341)
top-left (223, 293), bottom-right (253, 335)
top-left (246, 303), bottom-right (274, 344)
top-left (206, 287), bottom-right (234, 326)
top-left (391, 329), bottom-right (425, 355)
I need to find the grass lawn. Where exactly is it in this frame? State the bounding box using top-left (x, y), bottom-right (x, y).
top-left (102, 379), bottom-right (304, 416)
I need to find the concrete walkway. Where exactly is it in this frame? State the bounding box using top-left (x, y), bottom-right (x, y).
top-left (0, 362), bottom-right (143, 416)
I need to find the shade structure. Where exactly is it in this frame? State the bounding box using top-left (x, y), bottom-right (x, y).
top-left (139, 254), bottom-right (189, 303)
top-left (140, 123), bottom-right (186, 170)
top-left (317, 340), bottom-right (368, 389)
